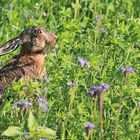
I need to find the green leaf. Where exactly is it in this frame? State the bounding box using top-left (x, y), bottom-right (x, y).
top-left (2, 126), bottom-right (24, 137)
top-left (37, 126), bottom-right (56, 139)
top-left (23, 0), bottom-right (31, 3)
top-left (136, 88), bottom-right (140, 93)
top-left (28, 111), bottom-right (38, 132)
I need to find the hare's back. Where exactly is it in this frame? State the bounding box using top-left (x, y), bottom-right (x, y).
top-left (0, 55), bottom-right (46, 84)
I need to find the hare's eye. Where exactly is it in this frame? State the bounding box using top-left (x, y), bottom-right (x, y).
top-left (34, 29), bottom-right (42, 36)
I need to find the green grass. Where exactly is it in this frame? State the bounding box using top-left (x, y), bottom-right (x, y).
top-left (0, 0), bottom-right (140, 139)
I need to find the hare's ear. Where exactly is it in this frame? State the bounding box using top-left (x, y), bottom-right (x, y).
top-left (0, 37), bottom-right (22, 56)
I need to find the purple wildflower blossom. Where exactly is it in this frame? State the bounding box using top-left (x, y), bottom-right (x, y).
top-left (44, 107), bottom-right (49, 113)
top-left (95, 15), bottom-right (103, 21)
top-left (100, 27), bottom-right (108, 33)
top-left (78, 57), bottom-right (90, 68)
top-left (13, 101), bottom-right (32, 108)
top-left (38, 98), bottom-right (48, 108)
top-left (66, 81), bottom-right (77, 88)
top-left (101, 83), bottom-right (109, 90)
top-left (120, 66), bottom-right (135, 74)
top-left (39, 138), bottom-right (48, 140)
top-left (22, 101), bottom-right (32, 107)
top-left (38, 98), bottom-right (49, 113)
top-left (9, 3), bottom-right (13, 11)
top-left (44, 74), bottom-right (50, 83)
top-left (84, 122), bottom-right (95, 135)
top-left (28, 14), bottom-right (34, 19)
top-left (89, 83), bottom-right (109, 96)
top-left (89, 86), bottom-right (101, 96)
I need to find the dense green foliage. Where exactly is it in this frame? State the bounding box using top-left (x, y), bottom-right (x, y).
top-left (0, 0), bottom-right (140, 139)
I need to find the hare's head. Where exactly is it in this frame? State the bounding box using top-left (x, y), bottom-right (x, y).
top-left (0, 26), bottom-right (58, 55)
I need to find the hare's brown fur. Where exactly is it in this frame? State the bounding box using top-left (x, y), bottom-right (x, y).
top-left (0, 26), bottom-right (57, 96)
top-left (0, 54), bottom-right (46, 84)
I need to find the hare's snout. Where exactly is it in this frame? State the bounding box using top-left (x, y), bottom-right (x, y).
top-left (46, 32), bottom-right (58, 47)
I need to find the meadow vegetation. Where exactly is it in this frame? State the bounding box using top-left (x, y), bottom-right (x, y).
top-left (0, 0), bottom-right (140, 139)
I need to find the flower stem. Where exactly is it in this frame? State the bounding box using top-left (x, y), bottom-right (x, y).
top-left (98, 93), bottom-right (103, 136)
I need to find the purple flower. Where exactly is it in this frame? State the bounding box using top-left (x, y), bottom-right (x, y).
top-left (66, 81), bottom-right (77, 88)
top-left (38, 98), bottom-right (48, 108)
top-left (120, 66), bottom-right (135, 74)
top-left (89, 83), bottom-right (109, 96)
top-left (84, 122), bottom-right (95, 135)
top-left (39, 138), bottom-right (48, 140)
top-left (38, 98), bottom-right (49, 112)
top-left (9, 3), bottom-right (13, 11)
top-left (22, 14), bottom-right (34, 19)
top-left (44, 107), bottom-right (49, 113)
top-left (78, 57), bottom-right (90, 68)
top-left (100, 27), bottom-right (108, 33)
top-left (22, 101), bottom-right (32, 107)
top-left (89, 86), bottom-right (101, 96)
top-left (101, 83), bottom-right (109, 90)
top-left (13, 101), bottom-right (32, 108)
top-left (95, 15), bottom-right (103, 21)
top-left (28, 14), bottom-right (34, 19)
top-left (44, 74), bottom-right (50, 83)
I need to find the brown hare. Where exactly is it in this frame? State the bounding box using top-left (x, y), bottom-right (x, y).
top-left (0, 26), bottom-right (57, 98)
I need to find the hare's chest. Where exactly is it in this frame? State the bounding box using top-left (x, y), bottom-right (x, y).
top-left (19, 55), bottom-right (46, 81)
